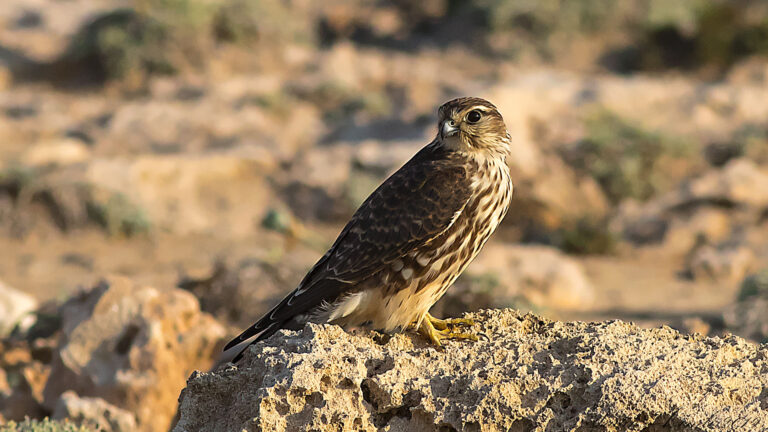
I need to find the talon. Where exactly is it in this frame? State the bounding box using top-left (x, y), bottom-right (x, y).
top-left (418, 314), bottom-right (478, 347)
top-left (445, 317), bottom-right (475, 327)
top-left (425, 312), bottom-right (476, 331)
top-left (418, 319), bottom-right (443, 347)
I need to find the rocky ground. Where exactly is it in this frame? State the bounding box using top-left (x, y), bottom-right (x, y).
top-left (175, 309), bottom-right (768, 432)
top-left (2, 0), bottom-right (768, 430)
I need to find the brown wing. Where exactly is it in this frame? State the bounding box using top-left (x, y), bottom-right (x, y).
top-left (224, 145), bottom-right (473, 358)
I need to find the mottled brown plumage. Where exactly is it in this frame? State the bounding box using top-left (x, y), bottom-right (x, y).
top-left (225, 97), bottom-right (513, 361)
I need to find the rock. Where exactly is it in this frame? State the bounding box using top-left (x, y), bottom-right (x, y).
top-left (0, 279), bottom-right (38, 337)
top-left (174, 309), bottom-right (768, 432)
top-left (484, 78), bottom-right (613, 235)
top-left (453, 243), bottom-right (595, 311)
top-left (686, 159), bottom-right (768, 209)
top-left (42, 276), bottom-right (226, 432)
top-left (0, 63), bottom-right (11, 91)
top-left (661, 208), bottom-right (734, 254)
top-left (507, 156), bottom-right (611, 237)
top-left (614, 159), bottom-right (768, 248)
top-left (352, 140), bottom-right (420, 176)
top-left (0, 368), bottom-right (8, 399)
top-left (0, 341), bottom-right (50, 421)
top-left (85, 154), bottom-right (275, 235)
top-left (53, 391), bottom-right (137, 432)
top-left (684, 243), bottom-right (756, 283)
top-left (286, 145), bottom-right (353, 193)
top-left (677, 317), bottom-right (713, 337)
top-left (22, 138), bottom-right (91, 167)
top-left (727, 57), bottom-right (768, 85)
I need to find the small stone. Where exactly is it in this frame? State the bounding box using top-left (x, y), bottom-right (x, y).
top-left (0, 279), bottom-right (38, 337)
top-left (22, 138), bottom-right (91, 167)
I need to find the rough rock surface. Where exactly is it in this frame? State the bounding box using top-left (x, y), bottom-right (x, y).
top-left (42, 276), bottom-right (226, 432)
top-left (174, 309), bottom-right (768, 432)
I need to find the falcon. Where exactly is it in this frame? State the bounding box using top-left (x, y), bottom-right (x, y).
top-left (225, 97), bottom-right (513, 361)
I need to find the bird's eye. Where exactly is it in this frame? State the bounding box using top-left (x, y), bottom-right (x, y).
top-left (466, 110), bottom-right (482, 124)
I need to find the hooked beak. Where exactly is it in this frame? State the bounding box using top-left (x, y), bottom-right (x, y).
top-left (441, 120), bottom-right (458, 138)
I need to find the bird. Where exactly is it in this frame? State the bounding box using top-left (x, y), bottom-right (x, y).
top-left (224, 97), bottom-right (513, 362)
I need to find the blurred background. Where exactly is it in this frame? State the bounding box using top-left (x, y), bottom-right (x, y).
top-left (1, 0), bottom-right (768, 430)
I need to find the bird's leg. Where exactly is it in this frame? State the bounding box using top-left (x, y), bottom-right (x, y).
top-left (418, 318), bottom-right (444, 347)
top-left (417, 314), bottom-right (478, 347)
top-left (425, 312), bottom-right (475, 330)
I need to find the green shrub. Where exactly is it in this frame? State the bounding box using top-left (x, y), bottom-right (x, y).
top-left (739, 125), bottom-right (768, 165)
top-left (480, 0), bottom-right (624, 35)
top-left (557, 218), bottom-right (617, 255)
top-left (86, 191), bottom-right (151, 237)
top-left (61, 0), bottom-right (315, 85)
top-left (65, 8), bottom-right (186, 83)
top-left (0, 165), bottom-right (40, 198)
top-left (457, 0), bottom-right (768, 73)
top-left (737, 268), bottom-right (768, 301)
top-left (562, 110), bottom-right (695, 204)
top-left (0, 418), bottom-right (95, 432)
top-left (624, 1), bottom-right (768, 74)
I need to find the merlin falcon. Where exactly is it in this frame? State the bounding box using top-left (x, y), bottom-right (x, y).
top-left (225, 97), bottom-right (513, 361)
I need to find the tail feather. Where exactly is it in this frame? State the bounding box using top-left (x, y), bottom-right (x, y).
top-left (224, 278), bottom-right (351, 362)
top-left (223, 317), bottom-right (272, 352)
top-left (229, 320), bottom-right (283, 362)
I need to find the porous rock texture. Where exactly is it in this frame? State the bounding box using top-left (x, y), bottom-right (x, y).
top-left (42, 276), bottom-right (226, 432)
top-left (174, 309), bottom-right (768, 432)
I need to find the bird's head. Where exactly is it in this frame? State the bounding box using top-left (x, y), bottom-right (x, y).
top-left (436, 97), bottom-right (509, 155)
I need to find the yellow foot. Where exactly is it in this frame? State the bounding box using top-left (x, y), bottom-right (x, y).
top-left (425, 312), bottom-right (476, 331)
top-left (417, 314), bottom-right (478, 347)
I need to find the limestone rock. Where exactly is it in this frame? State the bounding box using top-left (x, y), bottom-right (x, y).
top-left (85, 154), bottom-right (275, 235)
top-left (0, 368), bottom-right (8, 399)
top-left (22, 138), bottom-right (91, 167)
top-left (175, 309), bottom-right (768, 432)
top-left (42, 276), bottom-right (226, 432)
top-left (615, 159), bottom-right (768, 248)
top-left (686, 159), bottom-right (768, 209)
top-left (0, 279), bottom-right (37, 337)
top-left (53, 391), bottom-right (137, 432)
top-left (0, 341), bottom-right (50, 421)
